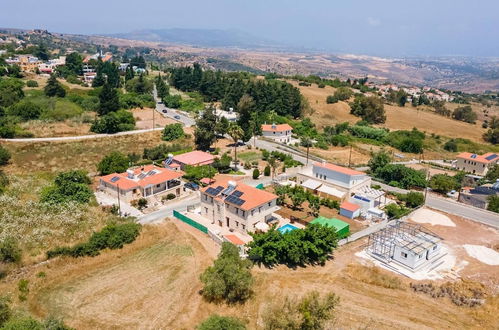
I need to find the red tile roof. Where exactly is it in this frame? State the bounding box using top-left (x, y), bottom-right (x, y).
top-left (200, 177), bottom-right (215, 185)
top-left (100, 165), bottom-right (183, 190)
top-left (314, 162), bottom-right (365, 176)
top-left (261, 124), bottom-right (293, 132)
top-left (173, 151), bottom-right (214, 166)
top-left (457, 152), bottom-right (498, 164)
top-left (201, 179), bottom-right (278, 211)
top-left (340, 201), bottom-right (360, 212)
top-left (224, 234), bottom-right (245, 245)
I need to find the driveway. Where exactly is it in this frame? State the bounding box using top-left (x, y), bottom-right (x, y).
top-left (95, 191), bottom-right (143, 217)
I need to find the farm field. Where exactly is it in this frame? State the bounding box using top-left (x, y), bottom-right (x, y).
top-left (2, 216), bottom-right (494, 330)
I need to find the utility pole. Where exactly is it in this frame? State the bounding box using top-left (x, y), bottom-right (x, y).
top-left (117, 183), bottom-right (121, 216)
top-left (348, 145), bottom-right (353, 168)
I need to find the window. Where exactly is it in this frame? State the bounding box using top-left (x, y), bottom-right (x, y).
top-left (268, 202), bottom-right (272, 207)
top-left (418, 254), bottom-right (422, 259)
top-left (251, 210), bottom-right (254, 216)
top-left (204, 207), bottom-right (208, 214)
top-left (236, 221), bottom-right (239, 227)
top-left (401, 252), bottom-right (408, 258)
top-left (156, 184), bottom-right (161, 188)
top-left (433, 245), bottom-right (437, 250)
top-left (242, 224), bottom-right (245, 230)
top-left (236, 208), bottom-right (239, 215)
top-left (242, 210), bottom-right (245, 217)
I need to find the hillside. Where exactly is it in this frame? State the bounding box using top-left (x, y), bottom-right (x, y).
top-left (292, 81), bottom-right (495, 143)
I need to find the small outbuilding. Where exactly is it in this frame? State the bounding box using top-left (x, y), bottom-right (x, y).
top-left (311, 216), bottom-right (350, 238)
top-left (340, 201), bottom-right (361, 219)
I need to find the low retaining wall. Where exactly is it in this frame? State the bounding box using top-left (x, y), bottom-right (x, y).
top-left (173, 210), bottom-right (208, 234)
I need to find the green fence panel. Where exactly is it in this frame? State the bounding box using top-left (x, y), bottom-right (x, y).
top-left (173, 210), bottom-right (208, 234)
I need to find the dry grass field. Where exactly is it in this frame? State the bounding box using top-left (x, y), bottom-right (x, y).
top-left (1, 130), bottom-right (184, 175)
top-left (291, 82), bottom-right (490, 143)
top-left (0, 219), bottom-right (493, 330)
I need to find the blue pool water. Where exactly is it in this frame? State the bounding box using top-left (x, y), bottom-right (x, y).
top-left (278, 223), bottom-right (299, 234)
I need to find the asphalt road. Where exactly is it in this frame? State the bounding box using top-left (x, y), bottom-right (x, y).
top-left (153, 86), bottom-right (196, 127)
top-left (426, 194), bottom-right (499, 229)
top-left (138, 193), bottom-right (200, 224)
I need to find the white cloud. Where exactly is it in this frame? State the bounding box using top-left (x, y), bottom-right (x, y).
top-left (367, 17), bottom-right (381, 27)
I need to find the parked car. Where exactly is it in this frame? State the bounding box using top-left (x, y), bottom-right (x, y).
top-left (184, 182), bottom-right (199, 191)
top-left (174, 115), bottom-right (181, 119)
top-left (162, 109), bottom-right (167, 113)
top-left (157, 101), bottom-right (163, 104)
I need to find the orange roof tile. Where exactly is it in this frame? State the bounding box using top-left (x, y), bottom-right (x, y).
top-left (173, 150), bottom-right (214, 166)
top-left (340, 201), bottom-right (360, 212)
top-left (261, 124), bottom-right (293, 132)
top-left (457, 152), bottom-right (498, 164)
top-left (201, 179), bottom-right (277, 211)
top-left (100, 165), bottom-right (183, 190)
top-left (224, 234), bottom-right (245, 245)
top-left (314, 162), bottom-right (365, 176)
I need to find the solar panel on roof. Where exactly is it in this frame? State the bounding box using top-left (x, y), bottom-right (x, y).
top-left (137, 173), bottom-right (147, 179)
top-left (206, 187), bottom-right (218, 195)
top-left (221, 185), bottom-right (235, 196)
top-left (147, 170), bottom-right (156, 176)
top-left (471, 154), bottom-right (477, 158)
top-left (486, 154), bottom-right (498, 160)
top-left (232, 191), bottom-right (243, 197)
top-left (110, 176), bottom-right (120, 183)
top-left (234, 198), bottom-right (245, 206)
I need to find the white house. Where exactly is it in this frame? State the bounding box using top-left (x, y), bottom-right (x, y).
top-left (200, 180), bottom-right (279, 234)
top-left (216, 109), bottom-right (238, 122)
top-left (297, 162), bottom-right (371, 200)
top-left (261, 123), bottom-right (293, 143)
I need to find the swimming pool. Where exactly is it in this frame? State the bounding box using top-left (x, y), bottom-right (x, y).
top-left (278, 223), bottom-right (299, 234)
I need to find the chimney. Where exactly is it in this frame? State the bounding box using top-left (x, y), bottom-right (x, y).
top-left (271, 123), bottom-right (276, 129)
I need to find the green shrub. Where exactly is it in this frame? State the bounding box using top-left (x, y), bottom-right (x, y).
top-left (98, 151), bottom-right (129, 175)
top-left (375, 164), bottom-right (426, 189)
top-left (40, 170), bottom-right (93, 204)
top-left (46, 223), bottom-right (141, 259)
top-left (264, 165), bottom-right (271, 176)
top-left (252, 168), bottom-right (260, 179)
top-left (0, 296), bottom-right (11, 327)
top-left (428, 174), bottom-right (460, 194)
top-left (162, 123), bottom-right (185, 141)
top-left (397, 192), bottom-right (425, 208)
top-left (385, 203), bottom-right (410, 219)
top-left (8, 100), bottom-right (43, 121)
top-left (26, 80), bottom-right (38, 88)
top-left (166, 193), bottom-right (176, 200)
top-left (90, 110), bottom-right (135, 134)
top-left (443, 139), bottom-right (458, 152)
top-left (0, 238), bottom-right (22, 263)
top-left (18, 279), bottom-right (29, 301)
top-left (197, 315), bottom-right (246, 330)
top-left (0, 146), bottom-right (11, 166)
top-left (200, 243), bottom-right (253, 304)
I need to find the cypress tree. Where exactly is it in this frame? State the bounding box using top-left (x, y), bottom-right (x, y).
top-left (44, 74), bottom-right (66, 97)
top-left (98, 82), bottom-right (120, 115)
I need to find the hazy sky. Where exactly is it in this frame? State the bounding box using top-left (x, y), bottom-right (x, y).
top-left (2, 0), bottom-right (499, 57)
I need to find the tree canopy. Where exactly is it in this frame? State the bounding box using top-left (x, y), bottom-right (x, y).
top-left (200, 242), bottom-right (253, 304)
top-left (349, 95), bottom-right (386, 124)
top-left (162, 123), bottom-right (185, 141)
top-left (98, 151), bottom-right (129, 175)
top-left (40, 170), bottom-right (93, 204)
top-left (44, 75), bottom-right (66, 98)
top-left (197, 315), bottom-right (246, 330)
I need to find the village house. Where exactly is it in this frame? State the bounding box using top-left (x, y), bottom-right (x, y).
top-left (164, 150), bottom-right (215, 170)
top-left (297, 162), bottom-right (372, 200)
top-left (98, 164), bottom-right (184, 202)
top-left (6, 55), bottom-right (41, 72)
top-left (261, 123), bottom-right (293, 143)
top-left (455, 152), bottom-right (499, 176)
top-left (458, 182), bottom-right (499, 209)
top-left (215, 108), bottom-right (238, 122)
top-left (199, 180), bottom-right (279, 234)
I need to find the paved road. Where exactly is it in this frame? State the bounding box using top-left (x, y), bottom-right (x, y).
top-left (426, 194), bottom-right (499, 229)
top-left (138, 193), bottom-right (200, 224)
top-left (153, 86), bottom-right (195, 127)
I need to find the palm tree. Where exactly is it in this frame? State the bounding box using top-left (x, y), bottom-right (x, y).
top-left (267, 156), bottom-right (280, 179)
top-left (300, 137), bottom-right (313, 165)
top-left (227, 123), bottom-right (244, 170)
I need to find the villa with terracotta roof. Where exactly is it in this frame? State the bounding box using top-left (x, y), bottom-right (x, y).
top-left (297, 162), bottom-right (371, 200)
top-left (261, 123), bottom-right (293, 143)
top-left (200, 180), bottom-right (279, 234)
top-left (99, 165), bottom-right (184, 202)
top-left (164, 150), bottom-right (215, 170)
top-left (455, 152), bottom-right (499, 176)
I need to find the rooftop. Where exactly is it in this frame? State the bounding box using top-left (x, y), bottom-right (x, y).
top-left (261, 123), bottom-right (293, 132)
top-left (314, 162), bottom-right (365, 176)
top-left (173, 150), bottom-right (214, 166)
top-left (100, 165), bottom-right (184, 190)
top-left (340, 201), bottom-right (361, 212)
top-left (201, 179), bottom-right (278, 211)
top-left (457, 152), bottom-right (498, 164)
